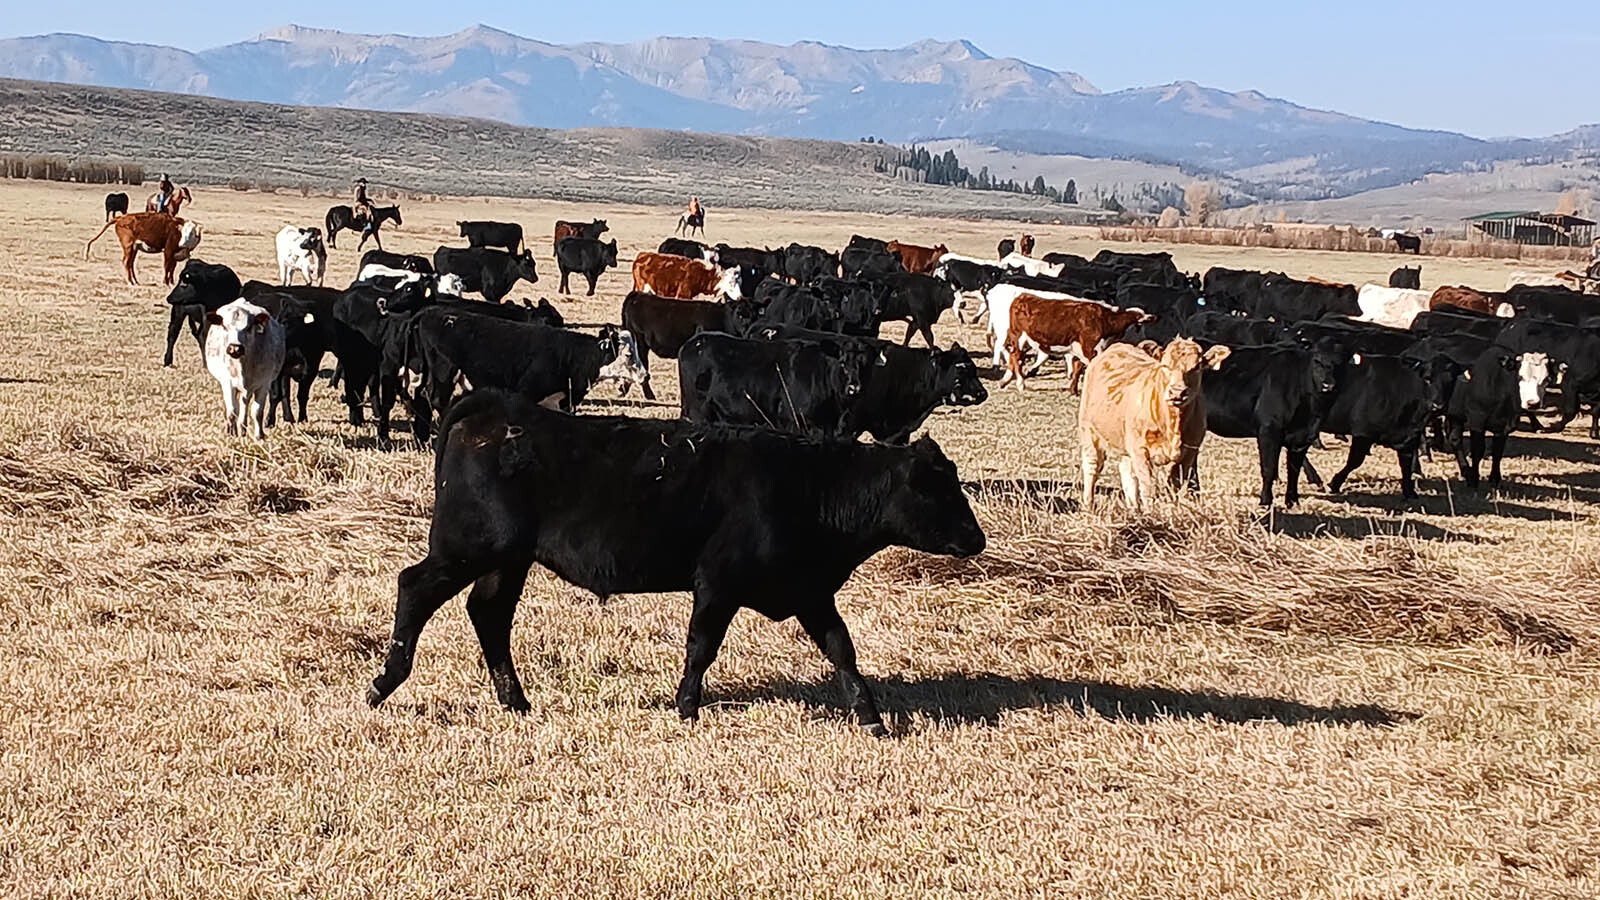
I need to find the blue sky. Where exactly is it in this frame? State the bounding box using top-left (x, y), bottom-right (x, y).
top-left (6, 1), bottom-right (1590, 137)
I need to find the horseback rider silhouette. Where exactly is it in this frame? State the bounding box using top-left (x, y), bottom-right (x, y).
top-left (353, 178), bottom-right (375, 226)
top-left (154, 175), bottom-right (175, 215)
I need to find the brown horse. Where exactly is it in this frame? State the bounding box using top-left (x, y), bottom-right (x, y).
top-left (145, 185), bottom-right (192, 216)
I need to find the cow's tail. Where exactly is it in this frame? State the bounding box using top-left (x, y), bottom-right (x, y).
top-left (84, 219), bottom-right (117, 259)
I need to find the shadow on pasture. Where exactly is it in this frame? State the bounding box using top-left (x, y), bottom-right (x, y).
top-left (0, 376), bottom-right (48, 385)
top-left (712, 674), bottom-right (1414, 730)
top-left (1506, 433), bottom-right (1600, 465)
top-left (1263, 510), bottom-right (1467, 542)
top-left (1325, 488), bottom-right (1580, 523)
top-left (964, 478), bottom-right (1080, 514)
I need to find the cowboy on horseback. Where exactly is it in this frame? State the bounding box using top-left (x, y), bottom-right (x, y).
top-left (154, 175), bottom-right (175, 215)
top-left (353, 178), bottom-right (375, 226)
top-left (677, 195), bottom-right (705, 237)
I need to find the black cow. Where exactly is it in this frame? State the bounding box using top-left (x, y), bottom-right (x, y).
top-left (163, 259), bottom-right (243, 367)
top-left (751, 279), bottom-right (880, 338)
top-left (621, 292), bottom-right (753, 400)
top-left (433, 247), bottom-right (540, 303)
top-left (714, 245), bottom-right (784, 281)
top-left (841, 246), bottom-right (904, 281)
top-left (367, 391), bottom-right (985, 731)
top-left (811, 278), bottom-right (890, 335)
top-left (1504, 285), bottom-right (1600, 324)
top-left (1287, 319), bottom-right (1417, 358)
top-left (678, 332), bottom-right (877, 439)
top-left (239, 282), bottom-right (342, 426)
top-left (331, 278), bottom-right (437, 446)
top-left (1204, 343), bottom-right (1341, 507)
top-left (757, 326), bottom-right (987, 443)
top-left (1041, 252), bottom-right (1091, 269)
top-left (1391, 233), bottom-right (1422, 254)
top-left (750, 282), bottom-right (846, 334)
top-left (876, 273), bottom-right (956, 347)
top-left (1409, 307), bottom-right (1508, 341)
top-left (1322, 354), bottom-right (1432, 499)
top-left (445, 296), bottom-right (565, 328)
top-left (405, 313), bottom-right (645, 439)
top-left (1201, 267), bottom-right (1283, 315)
top-left (846, 235), bottom-right (890, 253)
top-left (359, 249), bottom-right (433, 274)
top-left (1255, 276), bottom-right (1360, 321)
top-left (658, 238), bottom-right (713, 262)
top-left (783, 243), bottom-right (840, 284)
top-left (1389, 266), bottom-right (1421, 290)
top-left (996, 238), bottom-right (1016, 259)
top-left (104, 192), bottom-right (129, 222)
top-left (555, 237), bottom-right (619, 296)
top-left (1182, 311), bottom-right (1286, 348)
top-left (458, 220), bottom-right (523, 254)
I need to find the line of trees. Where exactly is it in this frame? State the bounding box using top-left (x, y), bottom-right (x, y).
top-left (0, 155), bottom-right (145, 184)
top-left (864, 140), bottom-right (1250, 219)
top-left (871, 141), bottom-right (1081, 205)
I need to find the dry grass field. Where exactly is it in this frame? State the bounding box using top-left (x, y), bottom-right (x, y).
top-left (3, 180), bottom-right (1600, 898)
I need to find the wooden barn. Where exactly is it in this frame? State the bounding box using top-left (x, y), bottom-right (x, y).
top-left (1464, 210), bottom-right (1596, 247)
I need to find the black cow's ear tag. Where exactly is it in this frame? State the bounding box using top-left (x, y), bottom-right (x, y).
top-left (1463, 370), bottom-right (1473, 382)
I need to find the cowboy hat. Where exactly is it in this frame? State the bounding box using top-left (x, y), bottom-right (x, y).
top-left (355, 177), bottom-right (368, 184)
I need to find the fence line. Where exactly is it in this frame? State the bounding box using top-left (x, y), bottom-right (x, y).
top-left (1097, 225), bottom-right (1591, 263)
top-left (0, 155), bottom-right (146, 185)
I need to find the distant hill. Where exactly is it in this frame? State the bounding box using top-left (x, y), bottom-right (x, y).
top-left (0, 78), bottom-right (1099, 221)
top-left (2, 25), bottom-right (1591, 198)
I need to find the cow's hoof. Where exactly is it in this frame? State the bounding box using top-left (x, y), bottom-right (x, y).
top-left (860, 721), bottom-right (890, 739)
top-left (366, 684), bottom-right (387, 708)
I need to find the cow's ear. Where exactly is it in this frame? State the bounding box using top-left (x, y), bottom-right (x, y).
top-left (1202, 345), bottom-right (1231, 369)
top-left (206, 312), bottom-right (223, 326)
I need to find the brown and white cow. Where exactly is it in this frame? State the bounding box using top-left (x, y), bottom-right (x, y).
top-left (1078, 338), bottom-right (1230, 509)
top-left (885, 241), bottom-right (949, 276)
top-left (1001, 293), bottom-right (1154, 392)
top-left (632, 252), bottom-right (743, 300)
top-left (83, 212), bottom-right (203, 285)
top-left (1430, 285), bottom-right (1514, 317)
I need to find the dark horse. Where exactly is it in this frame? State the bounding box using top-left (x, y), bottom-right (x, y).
top-left (326, 204), bottom-right (402, 251)
top-left (675, 209), bottom-right (704, 238)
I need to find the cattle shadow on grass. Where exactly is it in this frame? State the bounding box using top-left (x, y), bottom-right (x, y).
top-left (1507, 433), bottom-right (1600, 465)
top-left (0, 377), bottom-right (46, 385)
top-left (711, 674), bottom-right (1413, 730)
top-left (1326, 489), bottom-right (1580, 523)
top-left (964, 478), bottom-right (1080, 514)
top-left (1264, 510), bottom-right (1468, 542)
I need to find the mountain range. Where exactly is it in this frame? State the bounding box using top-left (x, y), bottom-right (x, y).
top-left (0, 24), bottom-right (1594, 199)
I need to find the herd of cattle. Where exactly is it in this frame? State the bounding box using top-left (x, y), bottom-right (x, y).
top-left (130, 203), bottom-right (1600, 727)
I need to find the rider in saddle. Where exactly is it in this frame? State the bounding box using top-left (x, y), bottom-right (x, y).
top-left (687, 195), bottom-right (703, 223)
top-left (353, 177), bottom-right (375, 226)
top-left (155, 175), bottom-right (175, 215)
